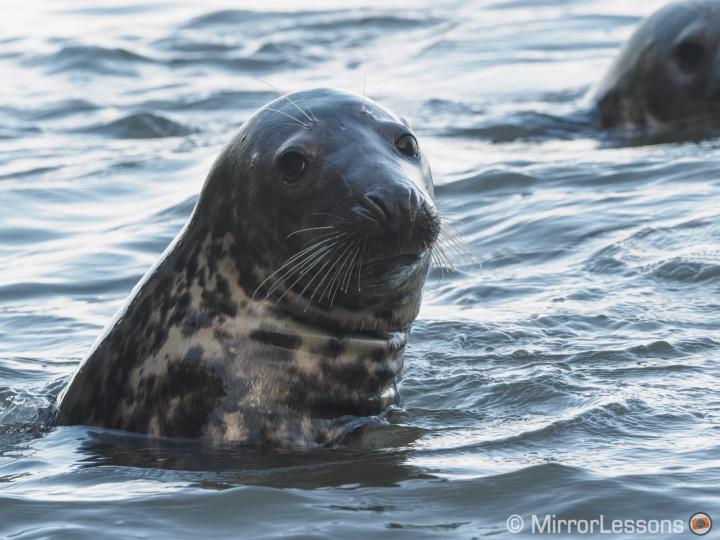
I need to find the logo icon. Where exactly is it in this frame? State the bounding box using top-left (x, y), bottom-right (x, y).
top-left (690, 513), bottom-right (712, 536)
top-left (507, 514), bottom-right (524, 534)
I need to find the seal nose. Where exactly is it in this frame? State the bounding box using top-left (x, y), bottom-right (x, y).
top-left (356, 183), bottom-right (426, 243)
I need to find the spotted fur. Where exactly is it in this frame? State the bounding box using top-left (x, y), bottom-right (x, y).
top-left (58, 88), bottom-right (439, 446)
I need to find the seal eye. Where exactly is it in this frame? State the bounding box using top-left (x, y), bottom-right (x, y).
top-left (396, 134), bottom-right (419, 158)
top-left (675, 40), bottom-right (705, 71)
top-left (278, 151), bottom-right (307, 182)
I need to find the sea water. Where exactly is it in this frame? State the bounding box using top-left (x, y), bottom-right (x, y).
top-left (1, 1), bottom-right (718, 538)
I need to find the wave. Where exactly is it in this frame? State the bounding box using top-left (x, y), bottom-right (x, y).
top-left (25, 45), bottom-right (153, 75)
top-left (29, 99), bottom-right (99, 121)
top-left (182, 9), bottom-right (438, 32)
top-left (0, 277), bottom-right (139, 302)
top-left (80, 113), bottom-right (196, 139)
top-left (167, 55), bottom-right (302, 73)
top-left (440, 111), bottom-right (592, 142)
top-left (436, 170), bottom-right (537, 197)
top-left (650, 259), bottom-right (720, 284)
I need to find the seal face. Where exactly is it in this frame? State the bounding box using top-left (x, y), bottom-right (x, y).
top-left (590, 0), bottom-right (720, 131)
top-left (57, 88), bottom-right (440, 446)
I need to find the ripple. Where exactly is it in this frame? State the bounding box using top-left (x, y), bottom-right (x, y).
top-left (181, 9), bottom-right (438, 32)
top-left (25, 45), bottom-right (153, 75)
top-left (650, 259), bottom-right (720, 283)
top-left (167, 55), bottom-right (302, 73)
top-left (2, 0), bottom-right (720, 536)
top-left (181, 10), bottom-right (281, 29)
top-left (0, 277), bottom-right (138, 302)
top-left (28, 99), bottom-right (99, 121)
top-left (435, 170), bottom-right (537, 197)
top-left (140, 90), bottom-right (275, 112)
top-left (442, 111), bottom-right (590, 142)
top-left (79, 113), bottom-right (196, 139)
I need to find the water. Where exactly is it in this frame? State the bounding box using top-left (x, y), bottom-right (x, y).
top-left (1, 0), bottom-right (719, 538)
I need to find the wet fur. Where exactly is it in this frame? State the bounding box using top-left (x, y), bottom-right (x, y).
top-left (590, 0), bottom-right (720, 131)
top-left (57, 88), bottom-right (440, 446)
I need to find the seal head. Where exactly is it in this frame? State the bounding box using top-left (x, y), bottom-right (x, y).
top-left (57, 88), bottom-right (439, 446)
top-left (590, 0), bottom-right (720, 132)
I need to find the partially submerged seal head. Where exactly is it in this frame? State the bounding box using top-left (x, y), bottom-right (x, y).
top-left (58, 88), bottom-right (440, 446)
top-left (590, 0), bottom-right (720, 132)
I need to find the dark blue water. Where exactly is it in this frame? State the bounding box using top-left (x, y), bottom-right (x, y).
top-left (1, 0), bottom-right (719, 538)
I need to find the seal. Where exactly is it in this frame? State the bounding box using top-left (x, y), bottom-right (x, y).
top-left (590, 0), bottom-right (720, 131)
top-left (57, 88), bottom-right (440, 447)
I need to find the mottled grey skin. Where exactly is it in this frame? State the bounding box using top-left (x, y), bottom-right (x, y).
top-left (590, 0), bottom-right (720, 130)
top-left (57, 88), bottom-right (439, 446)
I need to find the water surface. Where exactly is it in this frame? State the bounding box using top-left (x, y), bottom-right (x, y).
top-left (1, 0), bottom-right (719, 538)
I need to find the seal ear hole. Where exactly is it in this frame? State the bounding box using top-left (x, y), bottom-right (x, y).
top-left (396, 134), bottom-right (419, 158)
top-left (278, 151), bottom-right (308, 183)
top-left (675, 40), bottom-right (705, 71)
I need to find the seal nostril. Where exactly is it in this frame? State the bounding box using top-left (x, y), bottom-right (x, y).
top-left (358, 186), bottom-right (430, 244)
top-left (364, 193), bottom-right (394, 225)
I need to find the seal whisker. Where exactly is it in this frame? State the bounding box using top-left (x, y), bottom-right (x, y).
top-left (441, 239), bottom-right (475, 268)
top-left (301, 230), bottom-right (347, 247)
top-left (338, 174), bottom-right (354, 197)
top-left (356, 241), bottom-right (367, 292)
top-left (340, 242), bottom-right (361, 293)
top-left (429, 248), bottom-right (446, 279)
top-left (330, 241), bottom-right (360, 305)
top-left (433, 240), bottom-right (456, 271)
top-left (283, 231), bottom-right (345, 264)
top-left (435, 228), bottom-right (479, 270)
top-left (317, 237), bottom-right (357, 304)
top-left (442, 237), bottom-right (466, 269)
top-left (307, 244), bottom-right (350, 306)
top-left (436, 214), bottom-right (465, 223)
top-left (436, 251), bottom-right (448, 279)
top-left (434, 208), bottom-right (478, 269)
top-left (258, 80), bottom-right (317, 126)
top-left (297, 247), bottom-right (344, 310)
top-left (286, 225), bottom-right (335, 240)
top-left (312, 212), bottom-right (346, 222)
top-left (300, 97), bottom-right (319, 124)
top-left (439, 217), bottom-right (467, 232)
top-left (322, 246), bottom-right (351, 303)
top-left (432, 245), bottom-right (452, 277)
top-left (433, 198), bottom-right (465, 209)
top-left (266, 235), bottom-right (347, 294)
top-left (361, 71), bottom-right (367, 114)
top-left (340, 240), bottom-right (360, 293)
top-left (435, 244), bottom-right (455, 271)
top-left (253, 233), bottom-right (346, 299)
top-left (438, 224), bottom-right (478, 267)
top-left (258, 233), bottom-right (341, 290)
top-left (273, 245), bottom-right (340, 307)
top-left (442, 229), bottom-right (474, 255)
top-left (438, 227), bottom-right (470, 252)
top-left (266, 244), bottom-right (335, 297)
top-left (264, 107), bottom-right (310, 129)
top-left (438, 229), bottom-right (467, 249)
top-left (440, 239), bottom-right (474, 269)
top-left (366, 83), bottom-right (387, 116)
